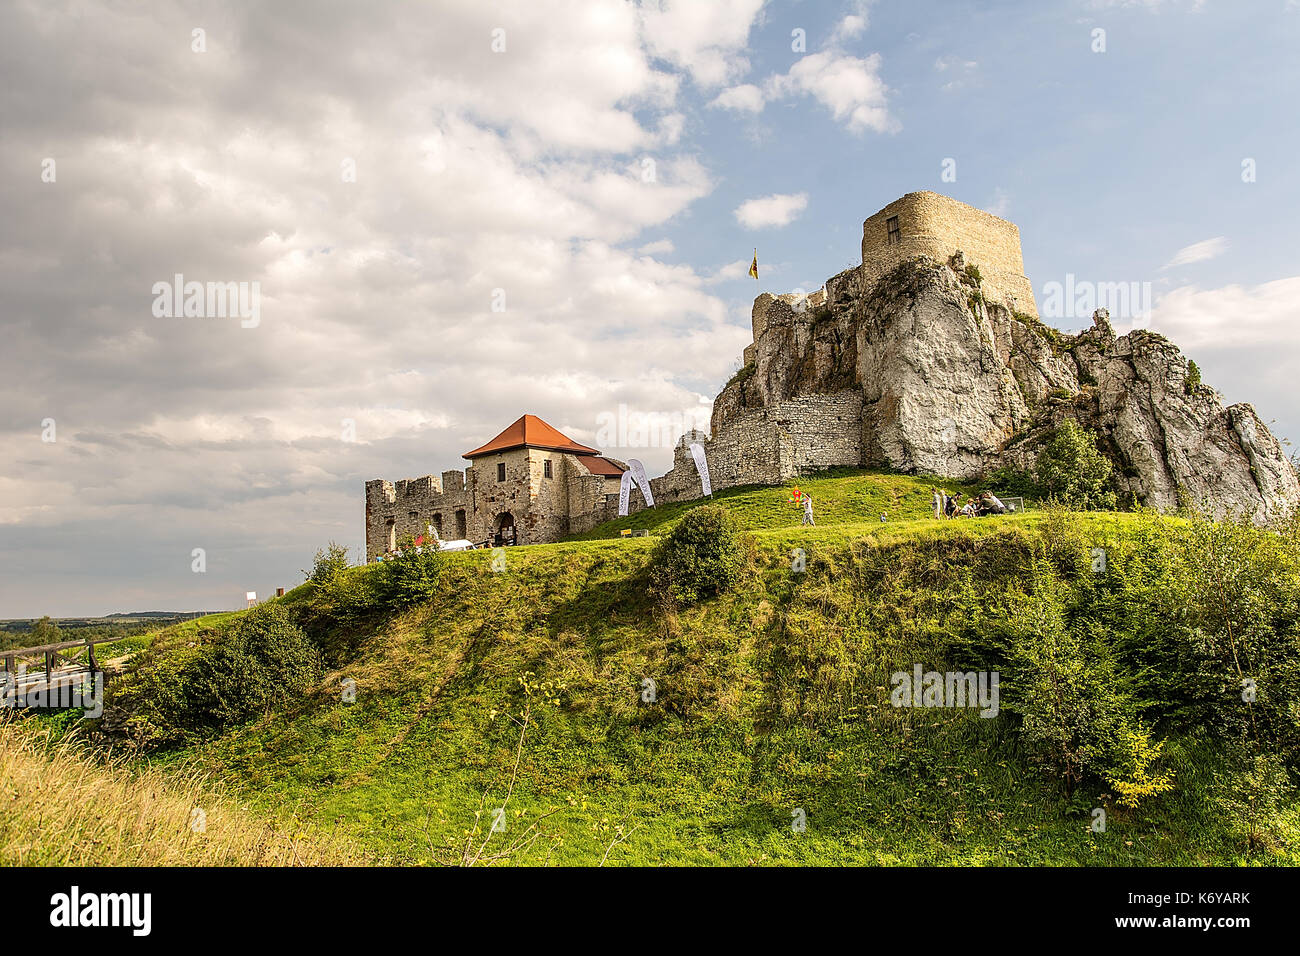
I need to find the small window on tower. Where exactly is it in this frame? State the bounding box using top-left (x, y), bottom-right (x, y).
top-left (497, 462), bottom-right (506, 482)
top-left (886, 216), bottom-right (901, 245)
top-left (544, 460), bottom-right (553, 479)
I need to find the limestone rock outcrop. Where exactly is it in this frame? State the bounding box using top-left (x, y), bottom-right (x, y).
top-left (702, 256), bottom-right (1297, 522)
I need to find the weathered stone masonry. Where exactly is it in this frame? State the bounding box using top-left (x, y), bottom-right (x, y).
top-left (365, 416), bottom-right (625, 559)
top-left (368, 191), bottom-right (1298, 544)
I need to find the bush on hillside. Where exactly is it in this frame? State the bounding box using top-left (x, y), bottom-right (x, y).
top-left (1001, 557), bottom-right (1165, 797)
top-left (1034, 421), bottom-right (1117, 509)
top-left (109, 604), bottom-right (322, 747)
top-left (378, 536), bottom-right (444, 611)
top-left (1215, 749), bottom-right (1293, 853)
top-left (304, 541), bottom-right (350, 584)
top-left (650, 505), bottom-right (745, 607)
top-left (189, 603), bottom-right (322, 727)
top-left (1165, 515), bottom-right (1300, 763)
top-left (980, 464), bottom-right (1037, 500)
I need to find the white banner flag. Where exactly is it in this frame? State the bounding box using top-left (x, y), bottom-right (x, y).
top-left (618, 469), bottom-right (633, 516)
top-left (689, 442), bottom-right (712, 497)
top-left (627, 458), bottom-right (654, 508)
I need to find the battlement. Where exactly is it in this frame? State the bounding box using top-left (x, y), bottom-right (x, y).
top-left (364, 469), bottom-right (475, 559)
top-left (365, 469), bottom-right (470, 505)
top-left (860, 191), bottom-right (1037, 317)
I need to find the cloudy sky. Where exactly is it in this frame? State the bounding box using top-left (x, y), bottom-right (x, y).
top-left (2, 0), bottom-right (1298, 617)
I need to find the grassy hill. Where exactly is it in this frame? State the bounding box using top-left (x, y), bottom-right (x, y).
top-left (15, 471), bottom-right (1298, 866)
top-left (568, 467), bottom-right (986, 538)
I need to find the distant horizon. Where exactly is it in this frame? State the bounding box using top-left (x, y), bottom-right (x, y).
top-left (1, 610), bottom-right (233, 624)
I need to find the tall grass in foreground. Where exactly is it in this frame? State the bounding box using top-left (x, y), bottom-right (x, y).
top-left (0, 717), bottom-right (370, 866)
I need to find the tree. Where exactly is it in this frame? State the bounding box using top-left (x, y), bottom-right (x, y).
top-left (1034, 421), bottom-right (1117, 509)
top-left (31, 615), bottom-right (60, 644)
top-left (304, 541), bottom-right (350, 584)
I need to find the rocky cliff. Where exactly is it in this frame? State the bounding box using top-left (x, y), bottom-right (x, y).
top-left (709, 254), bottom-right (1297, 522)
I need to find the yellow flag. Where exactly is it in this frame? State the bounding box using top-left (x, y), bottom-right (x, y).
top-left (748, 249), bottom-right (758, 280)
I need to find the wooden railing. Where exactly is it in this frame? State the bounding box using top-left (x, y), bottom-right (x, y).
top-left (1, 636), bottom-right (122, 680)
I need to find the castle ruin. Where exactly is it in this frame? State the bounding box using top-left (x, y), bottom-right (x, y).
top-left (364, 415), bottom-right (625, 559)
top-left (366, 191), bottom-right (1298, 544)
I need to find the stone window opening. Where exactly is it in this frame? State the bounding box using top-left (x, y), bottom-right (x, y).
top-left (497, 462), bottom-right (506, 482)
top-left (543, 459), bottom-right (553, 479)
top-left (430, 514), bottom-right (443, 538)
top-left (886, 215), bottom-right (901, 245)
top-left (386, 518), bottom-right (396, 552)
top-left (454, 509), bottom-right (467, 538)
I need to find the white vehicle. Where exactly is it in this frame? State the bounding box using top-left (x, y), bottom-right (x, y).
top-left (425, 525), bottom-right (476, 552)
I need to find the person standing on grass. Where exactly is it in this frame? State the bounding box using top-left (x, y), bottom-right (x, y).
top-left (932, 487), bottom-right (944, 520)
top-left (802, 493), bottom-right (815, 526)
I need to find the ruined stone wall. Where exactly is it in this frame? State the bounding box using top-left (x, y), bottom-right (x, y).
top-left (860, 191), bottom-right (1038, 318)
top-left (564, 457), bottom-right (621, 534)
top-left (368, 446), bottom-right (630, 552)
top-left (646, 392), bottom-right (864, 505)
top-left (365, 469), bottom-right (473, 560)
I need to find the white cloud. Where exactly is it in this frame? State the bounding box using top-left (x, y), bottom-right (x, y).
top-left (638, 238), bottom-right (675, 255)
top-left (934, 55), bottom-right (979, 92)
top-left (766, 51), bottom-right (896, 134)
top-left (830, 15), bottom-right (868, 42)
top-left (1135, 276), bottom-right (1300, 350)
top-left (1088, 0), bottom-right (1207, 8)
top-left (830, 0), bottom-right (875, 40)
top-left (0, 0), bottom-right (757, 615)
top-left (734, 192), bottom-right (809, 229)
top-left (639, 0), bottom-right (766, 88)
top-left (708, 83), bottom-right (766, 113)
top-left (1162, 236), bottom-right (1228, 270)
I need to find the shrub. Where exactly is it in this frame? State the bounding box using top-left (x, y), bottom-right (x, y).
top-left (980, 464), bottom-right (1036, 499)
top-left (650, 505), bottom-right (745, 607)
top-left (1034, 420), bottom-right (1117, 509)
top-left (189, 603), bottom-right (322, 727)
top-left (1164, 515), bottom-right (1300, 762)
top-left (108, 605), bottom-right (322, 748)
top-left (1214, 749), bottom-right (1295, 854)
top-left (304, 541), bottom-right (350, 584)
top-left (1185, 359), bottom-right (1202, 394)
top-left (378, 536), bottom-right (444, 611)
top-left (1003, 556), bottom-right (1170, 802)
top-left (724, 362), bottom-right (755, 391)
top-left (1105, 723), bottom-right (1176, 808)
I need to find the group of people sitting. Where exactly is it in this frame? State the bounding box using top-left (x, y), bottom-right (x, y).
top-left (932, 488), bottom-right (1007, 519)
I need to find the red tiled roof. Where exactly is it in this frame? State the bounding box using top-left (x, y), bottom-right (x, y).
top-left (463, 414), bottom-right (601, 459)
top-left (577, 455), bottom-right (625, 477)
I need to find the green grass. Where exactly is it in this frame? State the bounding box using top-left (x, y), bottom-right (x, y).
top-left (97, 501), bottom-right (1297, 867)
top-left (569, 468), bottom-right (989, 539)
